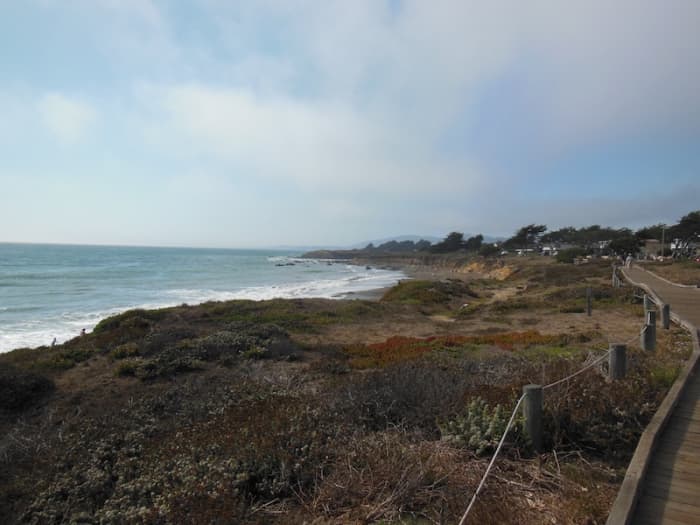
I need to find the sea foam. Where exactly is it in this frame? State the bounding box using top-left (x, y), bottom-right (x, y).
top-left (0, 245), bottom-right (403, 352)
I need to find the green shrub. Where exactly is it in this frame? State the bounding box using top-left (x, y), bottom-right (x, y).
top-left (241, 346), bottom-right (268, 360)
top-left (115, 358), bottom-right (142, 377)
top-left (0, 365), bottom-right (54, 411)
top-left (649, 365), bottom-right (679, 389)
top-left (439, 397), bottom-right (523, 455)
top-left (381, 279), bottom-right (476, 305)
top-left (110, 343), bottom-right (140, 359)
top-left (555, 248), bottom-right (588, 264)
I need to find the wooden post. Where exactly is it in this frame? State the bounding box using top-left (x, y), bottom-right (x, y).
top-left (523, 384), bottom-right (543, 453)
top-left (661, 303), bottom-right (670, 330)
top-left (586, 287), bottom-right (592, 316)
top-left (647, 308), bottom-right (657, 327)
top-left (641, 311), bottom-right (656, 352)
top-left (609, 344), bottom-right (627, 380)
top-left (643, 294), bottom-right (655, 314)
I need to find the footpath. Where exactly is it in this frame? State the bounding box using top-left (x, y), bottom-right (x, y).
top-left (610, 265), bottom-right (700, 524)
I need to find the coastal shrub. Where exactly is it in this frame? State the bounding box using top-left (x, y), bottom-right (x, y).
top-left (154, 394), bottom-right (343, 515)
top-left (310, 431), bottom-right (477, 523)
top-left (520, 345), bottom-right (582, 361)
top-left (110, 343), bottom-right (140, 360)
top-left (560, 305), bottom-right (585, 313)
top-left (346, 331), bottom-right (567, 369)
top-left (92, 313), bottom-right (153, 349)
top-left (648, 364), bottom-right (680, 389)
top-left (198, 299), bottom-right (318, 331)
top-left (555, 248), bottom-right (588, 264)
top-left (0, 365), bottom-right (54, 411)
top-left (176, 323), bottom-right (296, 362)
top-left (344, 363), bottom-right (469, 430)
top-left (439, 397), bottom-right (524, 455)
top-left (542, 371), bottom-right (660, 459)
top-left (520, 259), bottom-right (610, 286)
top-left (115, 358), bottom-right (141, 377)
top-left (489, 298), bottom-right (544, 314)
top-left (93, 308), bottom-right (167, 334)
top-left (479, 244), bottom-right (501, 257)
top-left (133, 356), bottom-right (206, 380)
top-left (142, 327), bottom-right (199, 355)
top-left (30, 346), bottom-right (96, 371)
top-left (241, 346), bottom-right (268, 360)
top-left (381, 279), bottom-right (477, 305)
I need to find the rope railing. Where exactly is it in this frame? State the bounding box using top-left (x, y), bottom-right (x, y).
top-left (458, 272), bottom-right (653, 523)
top-left (542, 349), bottom-right (612, 391)
top-left (457, 344), bottom-right (617, 523)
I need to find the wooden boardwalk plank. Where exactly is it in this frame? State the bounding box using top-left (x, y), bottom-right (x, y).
top-left (644, 478), bottom-right (700, 502)
top-left (609, 266), bottom-right (700, 525)
top-left (660, 432), bottom-right (700, 446)
top-left (634, 496), bottom-right (700, 525)
top-left (647, 462), bottom-right (700, 480)
top-left (652, 450), bottom-right (700, 468)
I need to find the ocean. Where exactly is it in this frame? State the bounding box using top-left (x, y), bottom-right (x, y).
top-left (0, 243), bottom-right (404, 353)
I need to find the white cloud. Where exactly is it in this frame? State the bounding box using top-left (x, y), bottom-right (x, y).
top-left (7, 1), bottom-right (698, 246)
top-left (38, 93), bottom-right (96, 144)
top-left (144, 83), bottom-right (479, 196)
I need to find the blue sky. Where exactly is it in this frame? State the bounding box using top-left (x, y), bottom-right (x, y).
top-left (1, 0), bottom-right (699, 248)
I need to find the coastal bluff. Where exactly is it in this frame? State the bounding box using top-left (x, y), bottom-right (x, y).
top-left (302, 249), bottom-right (516, 280)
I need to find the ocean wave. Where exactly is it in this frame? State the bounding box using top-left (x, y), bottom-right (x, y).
top-left (0, 264), bottom-right (405, 353)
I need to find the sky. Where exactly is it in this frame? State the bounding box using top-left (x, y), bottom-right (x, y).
top-left (1, 0), bottom-right (699, 248)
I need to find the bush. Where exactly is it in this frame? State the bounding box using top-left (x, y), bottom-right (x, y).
top-left (439, 397), bottom-right (524, 455)
top-left (115, 359), bottom-right (141, 377)
top-left (479, 244), bottom-right (501, 257)
top-left (555, 248), bottom-right (588, 264)
top-left (381, 279), bottom-right (476, 305)
top-left (0, 365), bottom-right (54, 411)
top-left (341, 362), bottom-right (474, 431)
top-left (110, 343), bottom-right (140, 360)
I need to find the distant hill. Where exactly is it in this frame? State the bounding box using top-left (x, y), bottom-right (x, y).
top-left (349, 234), bottom-right (441, 249)
top-left (268, 233), bottom-right (504, 253)
top-left (352, 233), bottom-right (504, 249)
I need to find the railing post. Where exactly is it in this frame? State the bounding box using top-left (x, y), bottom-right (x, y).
top-left (661, 303), bottom-right (670, 330)
top-left (523, 384), bottom-right (543, 453)
top-left (643, 294), bottom-right (655, 315)
top-left (609, 344), bottom-right (627, 380)
top-left (586, 287), bottom-right (592, 316)
top-left (641, 311), bottom-right (656, 352)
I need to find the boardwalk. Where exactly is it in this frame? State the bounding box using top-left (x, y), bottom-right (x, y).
top-left (617, 265), bottom-right (700, 524)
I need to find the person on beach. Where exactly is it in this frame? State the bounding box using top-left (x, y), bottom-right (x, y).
top-left (51, 337), bottom-right (57, 347)
top-left (80, 328), bottom-right (86, 336)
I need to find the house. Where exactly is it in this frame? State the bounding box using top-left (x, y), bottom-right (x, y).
top-left (640, 239), bottom-right (661, 258)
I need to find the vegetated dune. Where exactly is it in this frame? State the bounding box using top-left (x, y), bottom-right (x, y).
top-left (0, 256), bottom-right (693, 524)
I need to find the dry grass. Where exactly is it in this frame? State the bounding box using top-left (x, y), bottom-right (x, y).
top-left (640, 260), bottom-right (700, 286)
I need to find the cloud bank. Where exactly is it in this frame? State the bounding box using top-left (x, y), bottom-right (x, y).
top-left (0, 1), bottom-right (698, 246)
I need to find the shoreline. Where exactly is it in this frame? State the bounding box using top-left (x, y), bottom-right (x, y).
top-left (0, 259), bottom-right (407, 354)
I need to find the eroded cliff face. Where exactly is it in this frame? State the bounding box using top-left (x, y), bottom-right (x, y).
top-left (330, 253), bottom-right (517, 281)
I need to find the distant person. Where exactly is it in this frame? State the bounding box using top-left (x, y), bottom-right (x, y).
top-left (625, 254), bottom-right (633, 268)
top-left (80, 328), bottom-right (86, 336)
top-left (51, 337), bottom-right (57, 347)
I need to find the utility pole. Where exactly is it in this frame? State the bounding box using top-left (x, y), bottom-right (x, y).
top-left (661, 225), bottom-right (666, 258)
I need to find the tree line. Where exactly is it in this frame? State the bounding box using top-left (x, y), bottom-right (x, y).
top-left (363, 210), bottom-right (700, 258)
